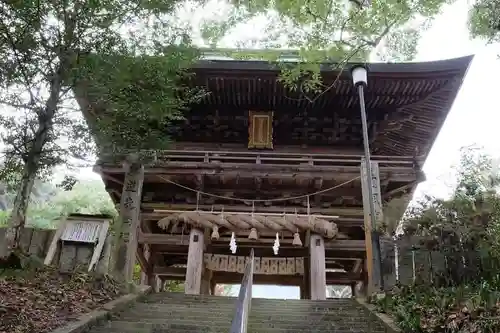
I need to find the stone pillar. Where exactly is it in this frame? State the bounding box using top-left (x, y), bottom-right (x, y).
top-left (185, 228), bottom-right (205, 294)
top-left (116, 162), bottom-right (144, 283)
top-left (309, 233), bottom-right (326, 300)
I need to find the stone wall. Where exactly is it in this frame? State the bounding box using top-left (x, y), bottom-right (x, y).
top-left (0, 226), bottom-right (111, 274)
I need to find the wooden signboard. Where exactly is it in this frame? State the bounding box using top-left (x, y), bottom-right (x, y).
top-left (61, 220), bottom-right (102, 243)
top-left (204, 254), bottom-right (304, 275)
top-left (44, 214), bottom-right (110, 272)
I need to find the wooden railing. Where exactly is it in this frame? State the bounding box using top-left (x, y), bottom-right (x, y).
top-left (230, 248), bottom-right (255, 333)
top-left (99, 149), bottom-right (421, 168)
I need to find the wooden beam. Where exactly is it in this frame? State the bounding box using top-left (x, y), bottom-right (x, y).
top-left (97, 163), bottom-right (417, 183)
top-left (382, 181), bottom-right (416, 200)
top-left (144, 186), bottom-right (365, 201)
top-left (352, 259), bottom-right (363, 273)
top-left (138, 232), bottom-right (190, 246)
top-left (139, 232), bottom-right (366, 252)
top-left (153, 267), bottom-right (362, 285)
top-left (100, 173), bottom-right (123, 186)
top-left (141, 203), bottom-right (364, 217)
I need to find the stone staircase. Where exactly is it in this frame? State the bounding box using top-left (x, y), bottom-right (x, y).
top-left (87, 292), bottom-right (391, 333)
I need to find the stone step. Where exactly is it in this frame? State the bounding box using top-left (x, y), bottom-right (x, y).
top-left (124, 306), bottom-right (367, 318)
top-left (114, 315), bottom-right (370, 326)
top-left (147, 293), bottom-right (354, 303)
top-left (90, 328), bottom-right (386, 333)
top-left (116, 309), bottom-right (369, 321)
top-left (90, 321), bottom-right (387, 333)
top-left (84, 293), bottom-right (390, 333)
top-left (132, 301), bottom-right (363, 310)
top-left (140, 298), bottom-right (359, 309)
top-left (146, 293), bottom-right (355, 305)
top-left (116, 311), bottom-right (366, 322)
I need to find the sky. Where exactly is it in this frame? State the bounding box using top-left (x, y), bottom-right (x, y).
top-left (71, 0), bottom-right (500, 298)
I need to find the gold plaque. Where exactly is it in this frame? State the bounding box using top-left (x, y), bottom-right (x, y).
top-left (248, 111), bottom-right (273, 149)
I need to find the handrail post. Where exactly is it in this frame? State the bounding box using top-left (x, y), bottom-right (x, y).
top-left (230, 249), bottom-right (254, 333)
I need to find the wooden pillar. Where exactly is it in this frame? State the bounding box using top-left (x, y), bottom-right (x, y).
top-left (116, 161), bottom-right (144, 283)
top-left (155, 276), bottom-right (164, 292)
top-left (140, 272), bottom-right (148, 285)
top-left (201, 268), bottom-right (213, 295)
top-left (210, 279), bottom-right (217, 295)
top-left (301, 256), bottom-right (311, 299)
top-left (360, 159), bottom-right (383, 294)
top-left (185, 228), bottom-right (205, 294)
top-left (140, 244), bottom-right (153, 286)
top-left (309, 233), bottom-right (326, 300)
top-left (300, 283), bottom-right (306, 299)
top-left (353, 281), bottom-right (367, 298)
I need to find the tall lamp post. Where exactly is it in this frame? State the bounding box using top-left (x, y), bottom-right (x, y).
top-left (351, 64), bottom-right (383, 292)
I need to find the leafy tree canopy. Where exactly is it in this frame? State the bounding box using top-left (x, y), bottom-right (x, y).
top-left (0, 0), bottom-right (204, 253)
top-left (197, 0), bottom-right (455, 88)
top-left (75, 50), bottom-right (206, 157)
top-left (468, 0), bottom-right (500, 43)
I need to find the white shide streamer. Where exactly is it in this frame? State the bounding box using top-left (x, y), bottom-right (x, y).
top-left (273, 232), bottom-right (280, 255)
top-left (230, 231), bottom-right (237, 254)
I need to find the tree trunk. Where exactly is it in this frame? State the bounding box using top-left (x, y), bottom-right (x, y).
top-left (1, 76), bottom-right (62, 258)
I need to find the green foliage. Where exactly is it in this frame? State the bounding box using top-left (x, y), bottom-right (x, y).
top-left (0, 179), bottom-right (115, 228)
top-left (0, 0), bottom-right (202, 176)
top-left (377, 146), bottom-right (500, 332)
top-left (199, 0), bottom-right (455, 88)
top-left (77, 51), bottom-right (205, 155)
top-left (375, 283), bottom-right (500, 333)
top-left (0, 0), bottom-right (203, 250)
top-left (165, 280), bottom-right (184, 292)
top-left (468, 0), bottom-right (500, 43)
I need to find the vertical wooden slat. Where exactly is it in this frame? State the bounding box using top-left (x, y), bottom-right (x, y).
top-left (44, 218), bottom-right (68, 266)
top-left (88, 220), bottom-right (110, 272)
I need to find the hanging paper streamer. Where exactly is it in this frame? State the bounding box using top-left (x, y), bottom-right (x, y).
top-left (272, 232), bottom-right (280, 255)
top-left (230, 232), bottom-right (237, 254)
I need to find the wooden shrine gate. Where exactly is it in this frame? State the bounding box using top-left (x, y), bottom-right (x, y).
top-left (98, 151), bottom-right (422, 299)
top-left (79, 56), bottom-right (470, 298)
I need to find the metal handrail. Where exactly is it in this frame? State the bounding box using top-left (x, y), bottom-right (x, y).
top-left (229, 248), bottom-right (255, 333)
